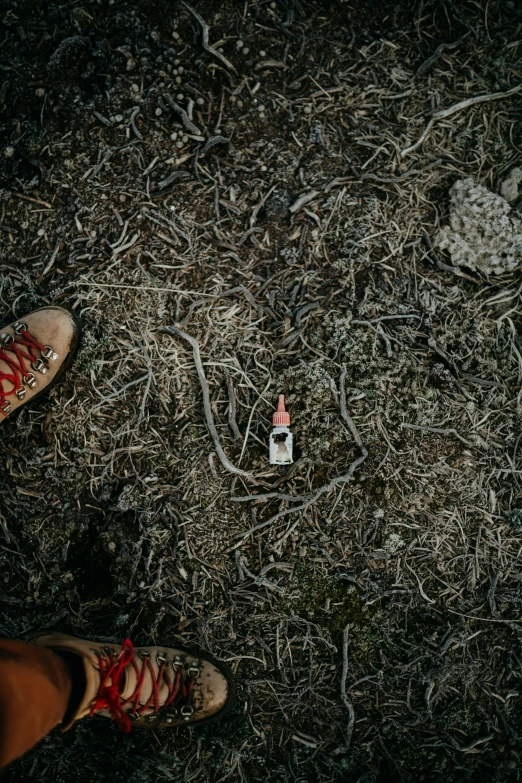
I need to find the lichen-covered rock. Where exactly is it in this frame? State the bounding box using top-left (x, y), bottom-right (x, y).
top-left (435, 177), bottom-right (522, 274)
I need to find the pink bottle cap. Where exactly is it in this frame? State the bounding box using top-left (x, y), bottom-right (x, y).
top-left (273, 394), bottom-right (290, 426)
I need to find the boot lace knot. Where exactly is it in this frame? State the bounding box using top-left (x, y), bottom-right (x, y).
top-left (89, 639), bottom-right (197, 732)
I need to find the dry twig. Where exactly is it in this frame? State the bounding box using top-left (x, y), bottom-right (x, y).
top-left (159, 326), bottom-right (255, 480)
top-left (226, 376), bottom-right (241, 440)
top-left (181, 1), bottom-right (236, 72)
top-left (401, 84), bottom-right (522, 156)
top-left (341, 623), bottom-right (355, 750)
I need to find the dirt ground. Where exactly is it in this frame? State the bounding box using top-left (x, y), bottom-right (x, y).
top-left (1, 0), bottom-right (522, 780)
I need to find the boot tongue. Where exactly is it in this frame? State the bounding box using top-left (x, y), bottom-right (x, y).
top-left (120, 651), bottom-right (171, 714)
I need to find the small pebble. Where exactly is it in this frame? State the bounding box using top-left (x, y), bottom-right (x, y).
top-left (176, 76), bottom-right (182, 84)
top-left (230, 95), bottom-right (236, 103)
top-left (176, 140), bottom-right (183, 148)
top-left (155, 108), bottom-right (162, 116)
top-left (242, 47), bottom-right (250, 55)
top-left (218, 48), bottom-right (224, 54)
top-left (258, 104), bottom-right (265, 112)
top-left (114, 114), bottom-right (124, 122)
top-left (236, 40), bottom-right (243, 48)
top-left (174, 59), bottom-right (180, 65)
top-left (173, 31), bottom-right (180, 39)
top-left (170, 132), bottom-right (178, 140)
top-left (176, 93), bottom-right (184, 101)
top-left (159, 70), bottom-right (167, 77)
top-left (35, 87), bottom-right (45, 97)
top-left (172, 68), bottom-right (178, 76)
top-left (196, 97), bottom-right (205, 105)
top-left (259, 112), bottom-right (266, 120)
top-left (270, 1), bottom-right (276, 7)
top-left (178, 66), bottom-right (184, 74)
top-left (119, 194), bottom-right (126, 202)
top-left (131, 84), bottom-right (139, 93)
top-left (303, 105), bottom-right (312, 114)
top-left (260, 165), bottom-right (267, 172)
top-left (259, 50), bottom-right (266, 57)
top-left (311, 229), bottom-right (319, 238)
top-left (181, 134), bottom-right (188, 143)
top-left (37, 228), bottom-right (45, 236)
top-left (237, 99), bottom-right (244, 108)
top-left (159, 82), bottom-right (165, 88)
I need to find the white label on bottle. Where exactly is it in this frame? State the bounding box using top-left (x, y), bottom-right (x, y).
top-left (269, 429), bottom-right (293, 465)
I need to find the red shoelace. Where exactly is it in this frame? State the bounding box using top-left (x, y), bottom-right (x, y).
top-left (89, 639), bottom-right (196, 732)
top-left (0, 323), bottom-right (47, 417)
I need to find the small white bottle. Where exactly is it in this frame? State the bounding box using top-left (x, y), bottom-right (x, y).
top-left (269, 394), bottom-right (293, 465)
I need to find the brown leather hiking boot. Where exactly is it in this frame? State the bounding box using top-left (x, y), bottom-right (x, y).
top-left (0, 306), bottom-right (81, 421)
top-left (32, 633), bottom-right (236, 732)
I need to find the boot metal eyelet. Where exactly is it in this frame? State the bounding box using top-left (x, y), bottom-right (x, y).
top-left (13, 322), bottom-right (27, 334)
top-left (156, 652), bottom-right (167, 664)
top-left (180, 706), bottom-right (193, 720)
top-left (138, 649), bottom-right (150, 659)
top-left (187, 663), bottom-right (200, 677)
top-left (15, 386), bottom-right (26, 400)
top-left (42, 345), bottom-right (58, 361)
top-left (1, 401), bottom-right (11, 415)
top-left (25, 373), bottom-right (37, 389)
top-left (31, 358), bottom-right (48, 374)
top-left (1, 333), bottom-right (14, 346)
top-left (173, 656), bottom-right (183, 669)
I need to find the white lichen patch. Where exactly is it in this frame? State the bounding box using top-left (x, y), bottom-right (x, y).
top-left (435, 177), bottom-right (522, 274)
top-left (383, 533), bottom-right (405, 554)
top-left (501, 167), bottom-right (522, 204)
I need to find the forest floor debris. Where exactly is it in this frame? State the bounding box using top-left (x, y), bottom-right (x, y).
top-left (1, 1), bottom-right (522, 781)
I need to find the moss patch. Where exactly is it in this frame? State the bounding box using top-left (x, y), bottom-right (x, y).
top-left (284, 566), bottom-right (375, 643)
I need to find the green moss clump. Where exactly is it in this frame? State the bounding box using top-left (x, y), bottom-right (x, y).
top-left (283, 566), bottom-right (380, 649)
